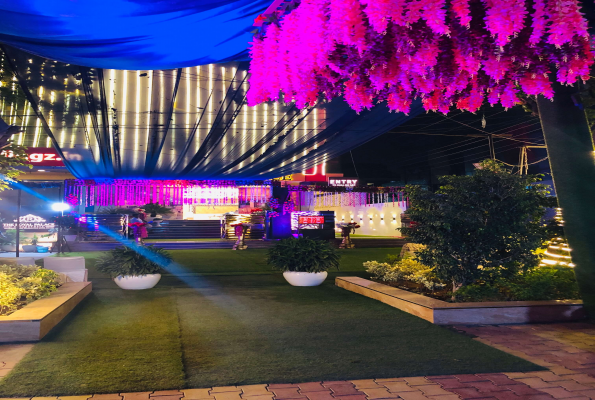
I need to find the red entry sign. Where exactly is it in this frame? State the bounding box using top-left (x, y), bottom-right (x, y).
top-left (298, 216), bottom-right (324, 224)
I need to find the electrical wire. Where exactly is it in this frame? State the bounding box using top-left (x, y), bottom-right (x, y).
top-left (418, 140), bottom-right (547, 172)
top-left (350, 150), bottom-right (360, 178)
top-left (390, 116), bottom-right (544, 165)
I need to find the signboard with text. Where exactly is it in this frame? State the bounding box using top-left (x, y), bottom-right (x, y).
top-left (1, 147), bottom-right (65, 166)
top-left (328, 177), bottom-right (358, 187)
top-left (298, 216), bottom-right (324, 224)
top-left (3, 214), bottom-right (55, 230)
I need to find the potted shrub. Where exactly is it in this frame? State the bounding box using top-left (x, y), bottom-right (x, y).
top-left (267, 237), bottom-right (340, 286)
top-left (21, 234), bottom-right (39, 253)
top-left (95, 245), bottom-right (172, 290)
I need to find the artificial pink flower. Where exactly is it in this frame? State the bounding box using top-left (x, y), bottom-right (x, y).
top-left (247, 0), bottom-right (593, 115)
top-left (451, 0), bottom-right (472, 27)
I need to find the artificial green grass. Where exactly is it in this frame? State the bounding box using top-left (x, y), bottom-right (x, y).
top-left (176, 275), bottom-right (541, 388)
top-left (0, 289), bottom-right (185, 395)
top-left (0, 248), bottom-right (543, 396)
top-left (58, 248), bottom-right (401, 276)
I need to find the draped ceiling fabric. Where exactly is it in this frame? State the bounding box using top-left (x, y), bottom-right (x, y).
top-left (0, 0), bottom-right (271, 70)
top-left (0, 46), bottom-right (424, 179)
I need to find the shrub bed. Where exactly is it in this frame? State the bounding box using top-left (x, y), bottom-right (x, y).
top-left (0, 264), bottom-right (61, 315)
top-left (365, 255), bottom-right (580, 302)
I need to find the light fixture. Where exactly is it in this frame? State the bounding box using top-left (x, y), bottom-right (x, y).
top-left (51, 203), bottom-right (70, 212)
top-left (38, 169), bottom-right (46, 172)
top-left (369, 216), bottom-right (373, 221)
top-left (393, 216), bottom-right (396, 221)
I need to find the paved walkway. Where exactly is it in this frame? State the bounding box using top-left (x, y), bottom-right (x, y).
top-left (3, 322), bottom-right (595, 400)
top-left (0, 344), bottom-right (33, 379)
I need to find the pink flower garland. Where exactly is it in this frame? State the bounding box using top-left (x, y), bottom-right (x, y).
top-left (546, 0), bottom-right (589, 47)
top-left (247, 0), bottom-right (593, 115)
top-left (530, 0), bottom-right (548, 45)
top-left (451, 0), bottom-right (472, 27)
top-left (482, 0), bottom-right (528, 47)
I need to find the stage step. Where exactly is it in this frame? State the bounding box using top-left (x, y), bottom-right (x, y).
top-left (147, 220), bottom-right (222, 239)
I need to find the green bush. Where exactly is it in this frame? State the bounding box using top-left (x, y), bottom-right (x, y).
top-left (267, 238), bottom-right (340, 273)
top-left (364, 258), bottom-right (445, 290)
top-left (452, 282), bottom-right (503, 302)
top-left (454, 266), bottom-right (580, 302)
top-left (0, 265), bottom-right (61, 315)
top-left (383, 254), bottom-right (401, 265)
top-left (364, 261), bottom-right (393, 280)
top-left (506, 266), bottom-right (580, 301)
top-left (1, 229), bottom-right (17, 245)
top-left (95, 245), bottom-right (172, 278)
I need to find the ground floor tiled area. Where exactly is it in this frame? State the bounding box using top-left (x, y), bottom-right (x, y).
top-left (3, 323), bottom-right (595, 399)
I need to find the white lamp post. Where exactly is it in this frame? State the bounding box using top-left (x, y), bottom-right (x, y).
top-left (51, 202), bottom-right (70, 254)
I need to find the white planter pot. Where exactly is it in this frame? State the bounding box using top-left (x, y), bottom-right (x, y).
top-left (1, 244), bottom-right (16, 252)
top-left (282, 271), bottom-right (328, 286)
top-left (21, 245), bottom-right (38, 253)
top-left (113, 274), bottom-right (161, 290)
top-left (64, 235), bottom-right (78, 242)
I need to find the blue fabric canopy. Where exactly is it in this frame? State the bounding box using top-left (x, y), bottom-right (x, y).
top-left (0, 0), bottom-right (268, 69)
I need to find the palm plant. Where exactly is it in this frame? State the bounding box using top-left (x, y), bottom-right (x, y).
top-left (267, 238), bottom-right (340, 273)
top-left (141, 203), bottom-right (173, 217)
top-left (95, 245), bottom-right (172, 278)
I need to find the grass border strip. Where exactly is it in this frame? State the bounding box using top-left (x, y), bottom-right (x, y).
top-left (0, 282), bottom-right (92, 342)
top-left (336, 276), bottom-right (585, 325)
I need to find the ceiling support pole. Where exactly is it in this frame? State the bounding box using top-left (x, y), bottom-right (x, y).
top-left (144, 68), bottom-right (183, 177)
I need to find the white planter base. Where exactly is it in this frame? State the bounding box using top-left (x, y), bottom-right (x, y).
top-left (283, 271), bottom-right (328, 286)
top-left (114, 274), bottom-right (161, 290)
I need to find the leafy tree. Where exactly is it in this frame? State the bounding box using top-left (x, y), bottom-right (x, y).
top-left (141, 203), bottom-right (173, 217)
top-left (401, 160), bottom-right (548, 294)
top-left (98, 207), bottom-right (135, 215)
top-left (0, 141), bottom-right (30, 193)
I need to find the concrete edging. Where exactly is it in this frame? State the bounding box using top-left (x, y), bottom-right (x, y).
top-left (336, 276), bottom-right (585, 325)
top-left (0, 281), bottom-right (92, 342)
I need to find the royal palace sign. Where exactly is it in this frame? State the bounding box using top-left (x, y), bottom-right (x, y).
top-left (3, 214), bottom-right (55, 230)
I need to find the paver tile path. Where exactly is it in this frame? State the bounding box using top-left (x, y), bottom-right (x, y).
top-left (5, 323), bottom-right (595, 399)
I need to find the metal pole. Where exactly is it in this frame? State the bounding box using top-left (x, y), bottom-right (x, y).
top-left (58, 182), bottom-right (63, 254)
top-left (15, 188), bottom-right (21, 257)
top-left (488, 134), bottom-right (495, 160)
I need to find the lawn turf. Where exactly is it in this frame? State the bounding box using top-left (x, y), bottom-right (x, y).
top-left (0, 248), bottom-right (543, 396)
top-left (0, 289), bottom-right (185, 395)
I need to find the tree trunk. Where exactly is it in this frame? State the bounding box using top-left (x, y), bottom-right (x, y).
top-left (451, 279), bottom-right (462, 301)
top-left (537, 81), bottom-right (595, 317)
